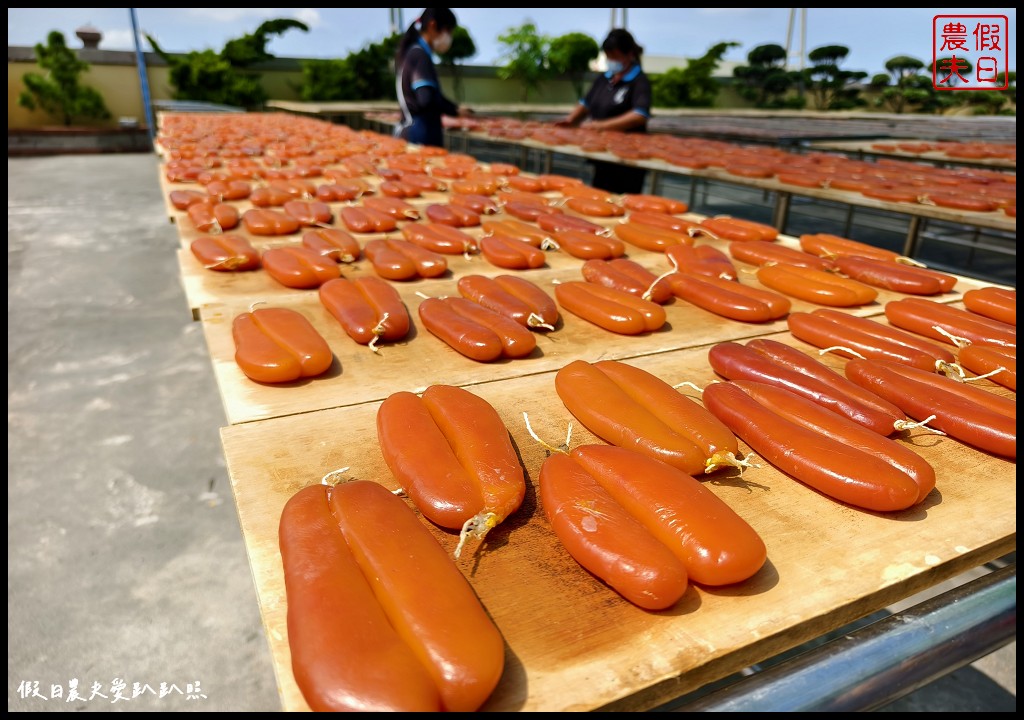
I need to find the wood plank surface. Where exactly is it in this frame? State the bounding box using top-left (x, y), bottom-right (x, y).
top-left (196, 229), bottom-right (982, 425)
top-left (807, 139), bottom-right (1016, 170)
top-left (459, 132), bottom-right (1017, 233)
top-left (176, 202), bottom-right (987, 319)
top-left (160, 113), bottom-right (1015, 714)
top-left (220, 334), bottom-right (1017, 712)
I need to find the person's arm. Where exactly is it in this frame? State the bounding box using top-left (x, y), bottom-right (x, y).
top-left (408, 47), bottom-right (463, 117)
top-left (554, 102), bottom-right (589, 127)
top-left (585, 110), bottom-right (647, 132)
top-left (556, 80), bottom-right (599, 126)
top-left (412, 84), bottom-right (460, 116)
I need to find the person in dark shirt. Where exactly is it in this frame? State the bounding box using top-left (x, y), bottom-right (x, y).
top-left (554, 28), bottom-right (651, 193)
top-left (394, 8), bottom-right (473, 147)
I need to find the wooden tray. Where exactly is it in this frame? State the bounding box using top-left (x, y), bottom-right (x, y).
top-left (220, 334), bottom-right (1017, 712)
top-left (197, 251), bottom-right (977, 426)
top-left (463, 132), bottom-right (1017, 234)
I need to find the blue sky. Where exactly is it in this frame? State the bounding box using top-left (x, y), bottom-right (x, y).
top-left (7, 8), bottom-right (1017, 76)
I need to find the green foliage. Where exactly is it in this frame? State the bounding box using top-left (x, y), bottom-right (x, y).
top-left (438, 26), bottom-right (477, 102)
top-left (869, 54), bottom-right (1004, 115)
top-left (998, 71), bottom-right (1016, 111)
top-left (17, 30), bottom-right (111, 126)
top-left (300, 35), bottom-right (398, 102)
top-left (908, 74), bottom-right (958, 114)
top-left (962, 90), bottom-right (1008, 115)
top-left (732, 43), bottom-right (801, 108)
top-left (652, 41), bottom-right (738, 108)
top-left (748, 43), bottom-right (788, 66)
top-left (548, 32), bottom-right (600, 99)
top-left (801, 44), bottom-right (867, 110)
top-left (438, 26), bottom-right (477, 66)
top-left (871, 55), bottom-right (928, 113)
top-left (884, 55), bottom-right (925, 83)
top-left (300, 33), bottom-right (401, 102)
top-left (496, 22), bottom-right (552, 102)
top-left (300, 59), bottom-right (357, 101)
top-left (959, 71), bottom-right (1015, 116)
top-left (221, 19), bottom-right (310, 66)
top-left (146, 18), bottom-right (308, 109)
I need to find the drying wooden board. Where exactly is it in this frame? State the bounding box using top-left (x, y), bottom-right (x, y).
top-left (195, 240), bottom-right (984, 426)
top-left (807, 139), bottom-right (1016, 171)
top-left (219, 335), bottom-right (1017, 713)
top-left (176, 208), bottom-right (982, 320)
top-left (171, 203), bottom-right (663, 313)
top-left (158, 152), bottom-right (553, 228)
top-left (462, 132), bottom-right (1017, 233)
top-left (175, 224), bottom-right (603, 315)
top-left (197, 271), bottom-right (788, 426)
top-left (168, 194), bottom-right (555, 251)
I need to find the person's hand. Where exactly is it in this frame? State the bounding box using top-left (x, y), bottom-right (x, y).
top-left (553, 117), bottom-right (574, 127)
top-left (457, 106), bottom-right (476, 118)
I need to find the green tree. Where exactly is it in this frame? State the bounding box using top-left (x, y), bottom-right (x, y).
top-left (732, 43), bottom-right (802, 108)
top-left (802, 44), bottom-right (867, 110)
top-left (957, 70), bottom-right (1014, 116)
top-left (548, 32), bottom-right (600, 100)
top-left (496, 22), bottom-right (552, 102)
top-left (651, 41), bottom-right (739, 108)
top-left (920, 57), bottom-right (972, 114)
top-left (962, 90), bottom-right (1010, 115)
top-left (870, 55), bottom-right (926, 113)
top-left (147, 18), bottom-right (309, 109)
top-left (221, 19), bottom-right (310, 66)
top-left (999, 70), bottom-right (1016, 106)
top-left (17, 30), bottom-right (111, 126)
top-left (438, 26), bottom-right (477, 102)
top-left (300, 33), bottom-right (400, 102)
top-left (301, 58), bottom-right (359, 102)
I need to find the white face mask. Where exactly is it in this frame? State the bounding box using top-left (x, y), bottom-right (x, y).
top-left (606, 60), bottom-right (625, 75)
top-left (432, 32), bottom-right (453, 54)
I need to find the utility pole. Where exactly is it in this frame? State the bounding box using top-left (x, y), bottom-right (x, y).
top-left (799, 7), bottom-right (806, 73)
top-left (785, 8), bottom-right (795, 68)
top-left (389, 8), bottom-right (405, 34)
top-left (784, 8), bottom-right (807, 71)
top-left (129, 8), bottom-right (154, 147)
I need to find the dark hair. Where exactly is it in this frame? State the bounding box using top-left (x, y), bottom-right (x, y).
top-left (602, 28), bottom-right (643, 58)
top-left (396, 8), bottom-right (458, 64)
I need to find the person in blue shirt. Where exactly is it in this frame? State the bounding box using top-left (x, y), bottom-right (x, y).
top-left (394, 8), bottom-right (474, 147)
top-left (555, 29), bottom-right (652, 193)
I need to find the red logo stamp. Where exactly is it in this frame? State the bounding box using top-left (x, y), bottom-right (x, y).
top-left (933, 15), bottom-right (1009, 90)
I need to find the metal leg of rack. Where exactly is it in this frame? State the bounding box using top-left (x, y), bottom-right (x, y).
top-left (772, 192), bottom-right (793, 233)
top-left (903, 215), bottom-right (924, 258)
top-left (842, 204), bottom-right (856, 237)
top-left (649, 170), bottom-right (662, 196)
top-left (966, 227), bottom-right (981, 266)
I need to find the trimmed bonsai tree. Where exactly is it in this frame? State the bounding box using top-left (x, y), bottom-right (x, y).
top-left (18, 30), bottom-right (111, 126)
